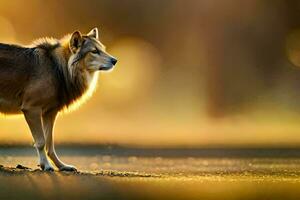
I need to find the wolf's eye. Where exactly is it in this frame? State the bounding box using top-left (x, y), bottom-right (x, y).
top-left (91, 49), bottom-right (100, 54)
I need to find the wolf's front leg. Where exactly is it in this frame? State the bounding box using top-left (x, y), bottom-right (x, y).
top-left (42, 110), bottom-right (77, 172)
top-left (22, 108), bottom-right (54, 171)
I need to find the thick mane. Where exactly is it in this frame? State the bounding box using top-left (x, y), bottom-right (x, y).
top-left (54, 59), bottom-right (89, 109)
top-left (33, 36), bottom-right (96, 111)
top-left (31, 37), bottom-right (60, 50)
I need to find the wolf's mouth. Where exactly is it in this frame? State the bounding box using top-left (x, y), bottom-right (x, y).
top-left (99, 65), bottom-right (114, 71)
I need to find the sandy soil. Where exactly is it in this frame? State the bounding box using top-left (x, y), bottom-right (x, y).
top-left (1, 147), bottom-right (300, 200)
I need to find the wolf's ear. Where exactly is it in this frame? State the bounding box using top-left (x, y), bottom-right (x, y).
top-left (69, 31), bottom-right (83, 54)
top-left (87, 28), bottom-right (99, 39)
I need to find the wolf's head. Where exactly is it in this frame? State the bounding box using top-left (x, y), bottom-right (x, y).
top-left (68, 28), bottom-right (117, 73)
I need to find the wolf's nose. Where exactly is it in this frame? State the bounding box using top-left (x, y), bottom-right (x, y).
top-left (111, 58), bottom-right (118, 65)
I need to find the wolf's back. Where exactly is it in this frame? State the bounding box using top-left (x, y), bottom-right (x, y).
top-left (0, 43), bottom-right (35, 96)
top-left (0, 43), bottom-right (36, 71)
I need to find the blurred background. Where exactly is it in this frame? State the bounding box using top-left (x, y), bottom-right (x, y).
top-left (1, 0), bottom-right (300, 147)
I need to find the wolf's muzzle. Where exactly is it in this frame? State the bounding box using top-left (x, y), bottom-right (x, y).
top-left (99, 57), bottom-right (117, 71)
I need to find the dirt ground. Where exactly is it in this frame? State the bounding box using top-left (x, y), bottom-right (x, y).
top-left (1, 147), bottom-right (300, 200)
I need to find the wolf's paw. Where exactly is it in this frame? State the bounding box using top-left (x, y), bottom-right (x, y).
top-left (59, 165), bottom-right (77, 172)
top-left (39, 164), bottom-right (54, 172)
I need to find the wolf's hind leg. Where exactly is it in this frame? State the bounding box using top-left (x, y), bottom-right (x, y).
top-left (22, 108), bottom-right (54, 171)
top-left (42, 110), bottom-right (77, 172)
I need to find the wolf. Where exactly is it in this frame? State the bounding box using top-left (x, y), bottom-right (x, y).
top-left (0, 28), bottom-right (117, 171)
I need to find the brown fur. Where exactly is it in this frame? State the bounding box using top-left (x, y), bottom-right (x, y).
top-left (0, 28), bottom-right (117, 171)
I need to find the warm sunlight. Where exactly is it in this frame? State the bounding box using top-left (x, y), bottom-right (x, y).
top-left (1, 1), bottom-right (300, 200)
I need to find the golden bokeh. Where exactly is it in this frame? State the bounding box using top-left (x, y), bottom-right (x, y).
top-left (0, 16), bottom-right (17, 43)
top-left (0, 1), bottom-right (299, 147)
top-left (286, 29), bottom-right (300, 67)
top-left (99, 38), bottom-right (161, 107)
